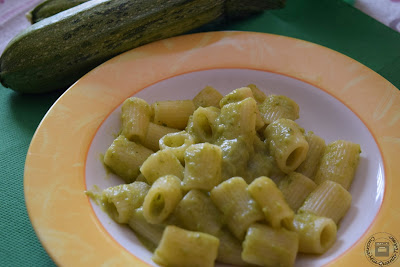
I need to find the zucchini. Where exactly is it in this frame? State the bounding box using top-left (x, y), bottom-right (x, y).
top-left (0, 0), bottom-right (285, 94)
top-left (27, 0), bottom-right (91, 24)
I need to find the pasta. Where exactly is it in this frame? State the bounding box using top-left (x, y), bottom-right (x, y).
top-left (298, 180), bottom-right (352, 224)
top-left (152, 100), bottom-right (195, 130)
top-left (183, 143), bottom-right (222, 191)
top-left (152, 225), bottom-right (219, 267)
top-left (88, 84), bottom-right (362, 267)
top-left (142, 175), bottom-right (182, 224)
top-left (97, 182), bottom-right (150, 224)
top-left (295, 131), bottom-right (326, 179)
top-left (247, 176), bottom-right (294, 229)
top-left (193, 85), bottom-right (223, 108)
top-left (292, 213), bottom-right (337, 254)
top-left (186, 106), bottom-right (220, 143)
top-left (121, 97), bottom-right (152, 142)
top-left (278, 172), bottom-right (317, 212)
top-left (140, 149), bottom-right (184, 184)
top-left (264, 118), bottom-right (309, 174)
top-left (314, 140), bottom-right (361, 189)
top-left (174, 189), bottom-right (222, 235)
top-left (141, 122), bottom-right (179, 152)
top-left (103, 135), bottom-right (153, 183)
top-left (242, 223), bottom-right (299, 267)
top-left (210, 177), bottom-right (264, 240)
top-left (159, 131), bottom-right (195, 163)
top-left (258, 94), bottom-right (300, 125)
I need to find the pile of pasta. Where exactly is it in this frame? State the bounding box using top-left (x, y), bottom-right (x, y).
top-left (90, 85), bottom-right (361, 267)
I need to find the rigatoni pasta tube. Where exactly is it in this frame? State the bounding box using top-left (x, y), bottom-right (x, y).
top-left (295, 131), bottom-right (326, 179)
top-left (142, 175), bottom-right (182, 224)
top-left (186, 106), bottom-right (220, 143)
top-left (248, 176), bottom-right (294, 229)
top-left (210, 177), bottom-right (264, 240)
top-left (219, 87), bottom-right (264, 130)
top-left (192, 85), bottom-right (223, 108)
top-left (140, 149), bottom-right (184, 184)
top-left (100, 182), bottom-right (150, 223)
top-left (121, 97), bottom-right (152, 142)
top-left (264, 118), bottom-right (309, 173)
top-left (219, 86), bottom-right (254, 107)
top-left (247, 84), bottom-right (266, 103)
top-left (183, 143), bottom-right (222, 191)
top-left (159, 131), bottom-right (195, 163)
top-left (293, 213), bottom-right (337, 254)
top-left (217, 97), bottom-right (257, 142)
top-left (299, 180), bottom-right (352, 224)
top-left (128, 207), bottom-right (165, 251)
top-left (152, 100), bottom-right (195, 130)
top-left (258, 94), bottom-right (299, 125)
top-left (242, 223), bottom-right (299, 267)
top-left (141, 122), bottom-right (179, 151)
top-left (314, 140), bottom-right (361, 190)
top-left (152, 225), bottom-right (219, 267)
top-left (174, 189), bottom-right (222, 235)
top-left (103, 135), bottom-right (153, 183)
top-left (278, 172), bottom-right (317, 212)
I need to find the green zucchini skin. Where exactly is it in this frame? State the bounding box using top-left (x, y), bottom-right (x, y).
top-left (0, 0), bottom-right (226, 93)
top-left (0, 0), bottom-right (285, 94)
top-left (27, 0), bottom-right (91, 24)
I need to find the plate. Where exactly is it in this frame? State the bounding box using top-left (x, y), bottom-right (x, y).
top-left (24, 31), bottom-right (400, 267)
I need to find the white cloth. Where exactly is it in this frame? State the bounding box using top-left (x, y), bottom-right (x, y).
top-left (354, 0), bottom-right (400, 32)
top-left (0, 0), bottom-right (43, 54)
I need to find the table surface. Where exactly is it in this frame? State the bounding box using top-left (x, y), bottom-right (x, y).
top-left (1, 0), bottom-right (400, 266)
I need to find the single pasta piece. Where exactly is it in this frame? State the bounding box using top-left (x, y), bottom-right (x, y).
top-left (258, 94), bottom-right (300, 125)
top-left (192, 85), bottom-right (223, 108)
top-left (128, 207), bottom-right (165, 251)
top-left (100, 182), bottom-right (150, 224)
top-left (295, 131), bottom-right (326, 179)
top-left (152, 225), bottom-right (219, 267)
top-left (121, 97), bottom-right (152, 142)
top-left (219, 86), bottom-right (254, 107)
top-left (247, 84), bottom-right (266, 103)
top-left (210, 177), bottom-right (264, 240)
top-left (217, 97), bottom-right (257, 142)
top-left (248, 176), bottom-right (294, 229)
top-left (278, 172), bottom-right (317, 212)
top-left (216, 229), bottom-right (249, 266)
top-left (141, 122), bottom-right (179, 151)
top-left (174, 189), bottom-right (222, 235)
top-left (219, 87), bottom-right (264, 130)
top-left (298, 180), bottom-right (352, 224)
top-left (142, 175), bottom-right (182, 224)
top-left (186, 106), bottom-right (220, 143)
top-left (183, 143), bottom-right (222, 191)
top-left (104, 135), bottom-right (153, 183)
top-left (152, 100), bottom-right (195, 130)
top-left (242, 223), bottom-right (299, 267)
top-left (314, 140), bottom-right (361, 190)
top-left (264, 118), bottom-right (309, 173)
top-left (140, 149), bottom-right (184, 184)
top-left (293, 213), bottom-right (337, 254)
top-left (159, 131), bottom-right (195, 163)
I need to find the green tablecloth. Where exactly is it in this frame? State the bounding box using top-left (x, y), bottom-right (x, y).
top-left (1, 0), bottom-right (399, 266)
